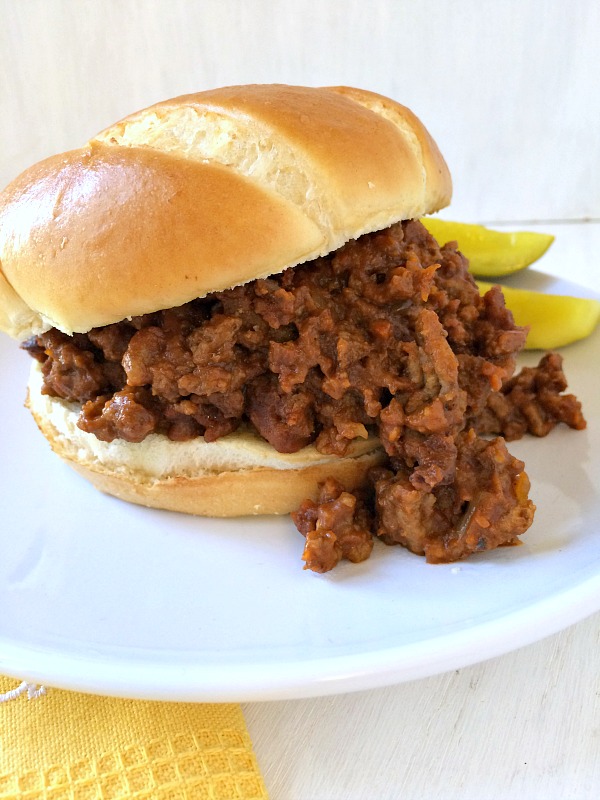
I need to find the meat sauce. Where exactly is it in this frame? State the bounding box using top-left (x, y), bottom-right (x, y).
top-left (23, 221), bottom-right (585, 570)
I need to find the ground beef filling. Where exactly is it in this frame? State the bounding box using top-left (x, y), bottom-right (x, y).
top-left (23, 220), bottom-right (586, 569)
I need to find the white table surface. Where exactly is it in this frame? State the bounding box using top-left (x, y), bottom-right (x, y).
top-left (242, 221), bottom-right (600, 800)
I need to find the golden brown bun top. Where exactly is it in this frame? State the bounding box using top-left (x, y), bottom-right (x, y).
top-left (0, 84), bottom-right (451, 338)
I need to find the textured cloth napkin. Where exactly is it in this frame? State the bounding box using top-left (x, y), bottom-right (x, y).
top-left (0, 676), bottom-right (268, 799)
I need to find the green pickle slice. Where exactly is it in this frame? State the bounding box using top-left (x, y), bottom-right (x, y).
top-left (422, 218), bottom-right (554, 277)
top-left (477, 281), bottom-right (600, 350)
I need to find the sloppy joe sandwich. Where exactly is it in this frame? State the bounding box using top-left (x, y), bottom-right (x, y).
top-left (0, 84), bottom-right (585, 571)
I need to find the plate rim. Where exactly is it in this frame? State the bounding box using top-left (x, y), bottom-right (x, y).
top-left (2, 570), bottom-right (599, 701)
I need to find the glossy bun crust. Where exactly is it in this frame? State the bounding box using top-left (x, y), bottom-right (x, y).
top-left (0, 84), bottom-right (451, 339)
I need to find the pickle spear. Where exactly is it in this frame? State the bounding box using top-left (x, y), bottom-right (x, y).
top-left (423, 218), bottom-right (554, 278)
top-left (477, 281), bottom-right (600, 349)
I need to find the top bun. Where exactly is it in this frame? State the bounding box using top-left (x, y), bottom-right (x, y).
top-left (0, 84), bottom-right (451, 339)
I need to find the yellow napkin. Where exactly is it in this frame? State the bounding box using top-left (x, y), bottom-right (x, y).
top-left (0, 676), bottom-right (268, 800)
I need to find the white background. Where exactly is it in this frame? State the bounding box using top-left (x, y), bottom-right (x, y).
top-left (2, 2), bottom-right (600, 799)
top-left (1, 0), bottom-right (599, 222)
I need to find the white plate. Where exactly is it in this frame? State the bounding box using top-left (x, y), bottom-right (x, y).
top-left (1, 295), bottom-right (599, 702)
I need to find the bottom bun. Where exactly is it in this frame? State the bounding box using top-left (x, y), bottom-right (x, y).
top-left (26, 363), bottom-right (385, 516)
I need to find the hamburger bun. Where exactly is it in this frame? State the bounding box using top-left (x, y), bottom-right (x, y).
top-left (0, 84), bottom-right (450, 339)
top-left (0, 84), bottom-right (451, 515)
